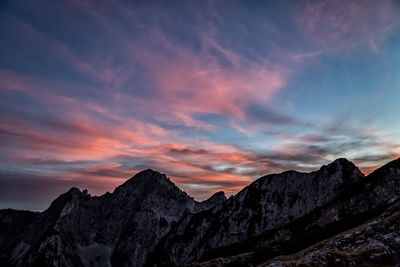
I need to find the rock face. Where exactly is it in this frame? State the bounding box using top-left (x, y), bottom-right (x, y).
top-left (1, 158), bottom-right (400, 267)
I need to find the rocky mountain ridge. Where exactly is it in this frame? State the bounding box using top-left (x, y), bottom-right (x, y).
top-left (1, 158), bottom-right (400, 266)
top-left (0, 169), bottom-right (225, 267)
top-left (151, 158), bottom-right (366, 265)
top-left (186, 158), bottom-right (400, 266)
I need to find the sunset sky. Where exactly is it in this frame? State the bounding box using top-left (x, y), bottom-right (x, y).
top-left (1, 0), bottom-right (400, 210)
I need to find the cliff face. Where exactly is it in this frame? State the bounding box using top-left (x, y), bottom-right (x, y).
top-left (1, 158), bottom-right (400, 267)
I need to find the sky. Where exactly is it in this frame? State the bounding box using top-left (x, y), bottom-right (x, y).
top-left (1, 0), bottom-right (400, 210)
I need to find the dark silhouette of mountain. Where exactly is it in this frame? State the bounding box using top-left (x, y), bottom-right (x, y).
top-left (1, 158), bottom-right (400, 266)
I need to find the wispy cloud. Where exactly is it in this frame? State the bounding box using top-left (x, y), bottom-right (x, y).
top-left (294, 0), bottom-right (400, 56)
top-left (1, 0), bottom-right (400, 210)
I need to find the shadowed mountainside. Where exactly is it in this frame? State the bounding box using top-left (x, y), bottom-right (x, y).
top-left (1, 158), bottom-right (400, 267)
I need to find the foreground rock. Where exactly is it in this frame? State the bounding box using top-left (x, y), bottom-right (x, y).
top-left (262, 199), bottom-right (400, 266)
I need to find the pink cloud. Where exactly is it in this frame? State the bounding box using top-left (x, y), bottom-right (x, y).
top-left (132, 29), bottom-right (288, 121)
top-left (3, 0), bottom-right (400, 207)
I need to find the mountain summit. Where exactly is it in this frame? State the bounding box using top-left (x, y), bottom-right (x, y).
top-left (1, 158), bottom-right (400, 267)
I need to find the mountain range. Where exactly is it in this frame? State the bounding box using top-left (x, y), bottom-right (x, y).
top-left (1, 158), bottom-right (400, 266)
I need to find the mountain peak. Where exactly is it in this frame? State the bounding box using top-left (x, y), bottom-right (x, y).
top-left (317, 158), bottom-right (364, 184)
top-left (66, 186), bottom-right (81, 195)
top-left (134, 168), bottom-right (164, 179)
top-left (196, 191), bottom-right (227, 212)
top-left (48, 187), bottom-right (81, 208)
top-left (119, 169), bottom-right (171, 188)
top-left (328, 158), bottom-right (355, 167)
top-left (321, 157), bottom-right (362, 174)
top-left (208, 191), bottom-right (226, 201)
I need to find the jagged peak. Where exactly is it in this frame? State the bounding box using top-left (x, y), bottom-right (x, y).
top-left (242, 158), bottom-right (364, 196)
top-left (123, 169), bottom-right (170, 185)
top-left (138, 168), bottom-right (160, 175)
top-left (66, 187), bottom-right (81, 194)
top-left (321, 158), bottom-right (361, 172)
top-left (207, 191), bottom-right (226, 201)
top-left (318, 158), bottom-right (364, 180)
top-left (327, 158), bottom-right (355, 167)
top-left (42, 187), bottom-right (83, 215)
top-left (113, 169), bottom-right (182, 196)
top-left (52, 187), bottom-right (82, 201)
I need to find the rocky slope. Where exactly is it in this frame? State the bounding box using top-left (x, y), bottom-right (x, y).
top-left (1, 158), bottom-right (400, 267)
top-left (262, 199), bottom-right (400, 266)
top-left (197, 199), bottom-right (400, 267)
